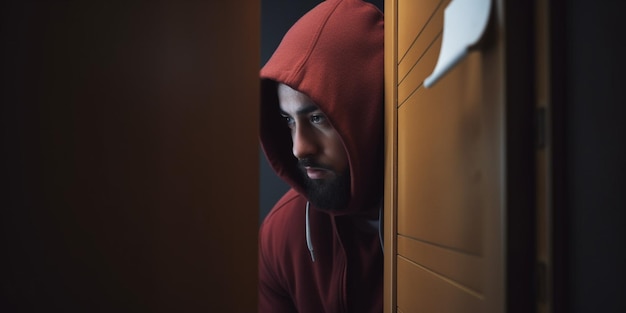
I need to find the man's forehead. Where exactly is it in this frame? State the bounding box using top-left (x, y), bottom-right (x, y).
top-left (277, 83), bottom-right (321, 115)
top-left (279, 104), bottom-right (320, 116)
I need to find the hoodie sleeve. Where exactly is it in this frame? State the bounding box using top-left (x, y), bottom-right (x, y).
top-left (258, 237), bottom-right (297, 313)
top-left (258, 190), bottom-right (301, 313)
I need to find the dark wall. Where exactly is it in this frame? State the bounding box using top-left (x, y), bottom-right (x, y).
top-left (558, 1), bottom-right (626, 312)
top-left (1, 1), bottom-right (260, 312)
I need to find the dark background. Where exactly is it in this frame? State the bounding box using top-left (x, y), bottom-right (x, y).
top-left (553, 2), bottom-right (626, 312)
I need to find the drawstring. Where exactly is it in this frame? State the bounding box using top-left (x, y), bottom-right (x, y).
top-left (305, 201), bottom-right (315, 262)
top-left (305, 201), bottom-right (384, 263)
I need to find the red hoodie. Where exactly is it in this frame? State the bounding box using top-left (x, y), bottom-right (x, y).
top-left (259, 0), bottom-right (384, 312)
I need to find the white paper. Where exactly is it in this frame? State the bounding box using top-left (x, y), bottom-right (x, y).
top-left (424, 0), bottom-right (492, 88)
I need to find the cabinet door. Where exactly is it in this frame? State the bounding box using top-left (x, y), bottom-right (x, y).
top-left (384, 1), bottom-right (536, 312)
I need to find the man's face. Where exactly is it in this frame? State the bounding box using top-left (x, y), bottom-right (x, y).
top-left (277, 83), bottom-right (350, 211)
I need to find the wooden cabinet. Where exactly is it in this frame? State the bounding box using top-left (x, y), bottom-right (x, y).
top-left (384, 1), bottom-right (537, 312)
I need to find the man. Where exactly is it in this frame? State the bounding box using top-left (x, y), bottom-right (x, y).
top-left (258, 0), bottom-right (384, 312)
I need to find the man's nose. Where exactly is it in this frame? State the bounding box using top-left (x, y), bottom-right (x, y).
top-left (292, 125), bottom-right (318, 159)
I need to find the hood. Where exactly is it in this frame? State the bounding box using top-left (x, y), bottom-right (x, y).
top-left (260, 0), bottom-right (384, 216)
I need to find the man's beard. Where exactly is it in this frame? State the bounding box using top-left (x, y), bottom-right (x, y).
top-left (297, 159), bottom-right (351, 212)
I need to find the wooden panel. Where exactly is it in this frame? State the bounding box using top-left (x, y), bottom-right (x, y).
top-left (397, 0), bottom-right (446, 60)
top-left (397, 51), bottom-right (488, 255)
top-left (388, 0), bottom-right (509, 312)
top-left (397, 34), bottom-right (441, 105)
top-left (397, 0), bottom-right (446, 87)
top-left (397, 257), bottom-right (482, 313)
top-left (397, 235), bottom-right (483, 294)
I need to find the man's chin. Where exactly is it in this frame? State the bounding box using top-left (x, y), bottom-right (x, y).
top-left (303, 175), bottom-right (350, 212)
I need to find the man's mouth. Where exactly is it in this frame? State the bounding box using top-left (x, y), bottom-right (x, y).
top-left (298, 159), bottom-right (335, 180)
top-left (304, 167), bottom-right (334, 179)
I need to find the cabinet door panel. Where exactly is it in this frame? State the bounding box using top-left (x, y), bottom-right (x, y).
top-left (386, 0), bottom-right (512, 312)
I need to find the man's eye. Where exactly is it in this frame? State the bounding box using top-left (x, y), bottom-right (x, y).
top-left (282, 115), bottom-right (295, 128)
top-left (310, 114), bottom-right (325, 124)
